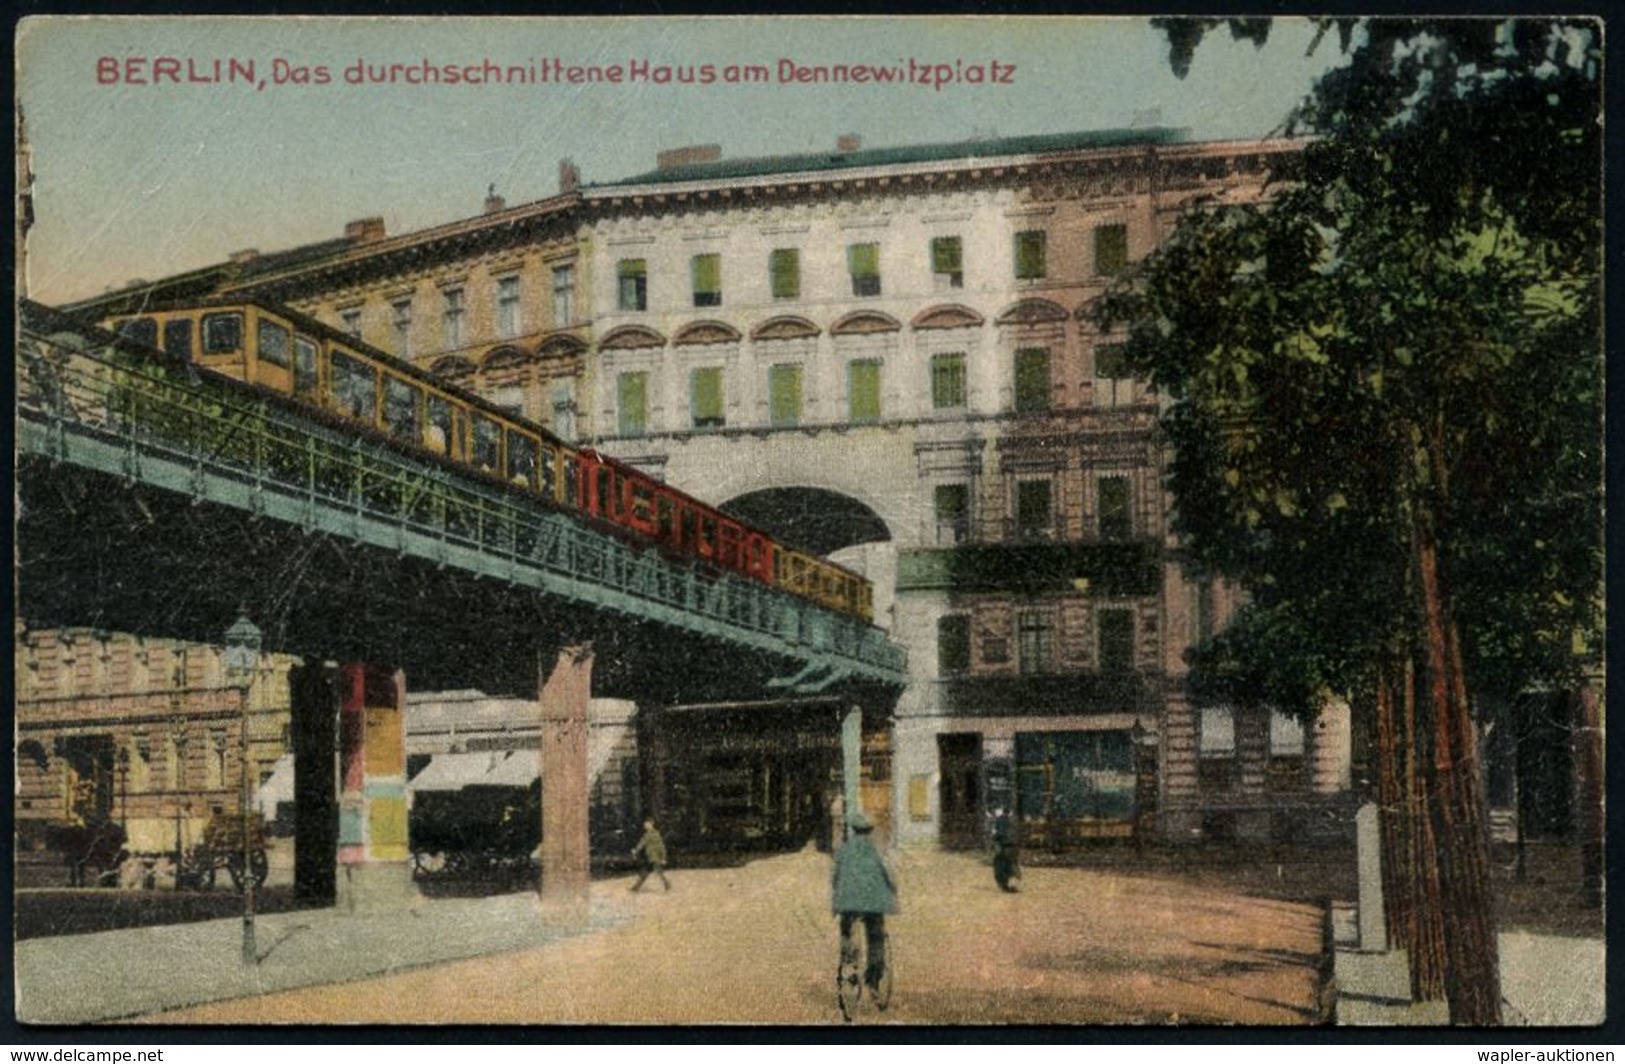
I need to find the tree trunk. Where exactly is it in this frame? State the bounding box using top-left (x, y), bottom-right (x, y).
top-left (1373, 667), bottom-right (1412, 951)
top-left (1572, 683), bottom-right (1604, 910)
top-left (1415, 510), bottom-right (1502, 1025)
top-left (1402, 654), bottom-right (1448, 1001)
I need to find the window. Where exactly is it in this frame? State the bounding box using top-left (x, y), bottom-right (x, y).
top-left (339, 308), bottom-right (362, 340)
top-left (118, 317), bottom-right (158, 348)
top-left (937, 615), bottom-right (971, 675)
top-left (691, 253), bottom-right (722, 308)
top-left (1199, 706), bottom-right (1237, 757)
top-left (329, 350), bottom-right (377, 420)
top-left (1098, 609), bottom-right (1135, 674)
top-left (1015, 230), bottom-right (1047, 280)
top-left (931, 235), bottom-right (963, 289)
top-left (1270, 710), bottom-right (1306, 756)
top-left (1098, 475), bottom-right (1132, 542)
top-left (934, 484), bottom-right (969, 545)
top-left (203, 313), bottom-right (243, 354)
top-left (617, 371), bottom-right (649, 436)
top-left (551, 266), bottom-right (574, 326)
top-left (617, 259), bottom-right (647, 312)
top-left (506, 430), bottom-right (538, 488)
top-left (391, 299), bottom-right (412, 358)
top-left (442, 287), bottom-right (465, 349)
top-left (769, 364), bottom-right (803, 427)
top-left (769, 248), bottom-right (800, 299)
top-left (383, 377), bottom-right (421, 441)
top-left (848, 242), bottom-right (881, 297)
top-left (425, 395), bottom-right (453, 454)
top-left (1094, 223), bottom-right (1129, 277)
top-left (497, 275), bottom-right (522, 338)
top-left (292, 337), bottom-right (319, 398)
top-left (848, 360), bottom-right (882, 424)
top-left (1094, 343), bottom-right (1129, 379)
top-left (1018, 611), bottom-right (1053, 676)
top-left (162, 319), bottom-right (192, 361)
top-left (1014, 347), bottom-right (1050, 412)
top-left (930, 352), bottom-right (967, 409)
top-left (691, 367), bottom-right (725, 429)
top-left (256, 320), bottom-right (291, 368)
top-left (1015, 480), bottom-right (1052, 540)
top-left (471, 414), bottom-right (500, 472)
top-left (551, 382), bottom-right (576, 441)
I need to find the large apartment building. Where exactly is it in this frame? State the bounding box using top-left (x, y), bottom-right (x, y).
top-left (63, 127), bottom-right (1352, 850)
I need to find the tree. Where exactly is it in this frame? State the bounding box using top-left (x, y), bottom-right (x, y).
top-left (1105, 17), bottom-right (1602, 1024)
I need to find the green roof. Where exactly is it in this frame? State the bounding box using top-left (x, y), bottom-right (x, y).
top-left (597, 127), bottom-right (1188, 188)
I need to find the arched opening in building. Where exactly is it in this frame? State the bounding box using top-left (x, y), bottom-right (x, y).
top-left (719, 486), bottom-right (890, 557)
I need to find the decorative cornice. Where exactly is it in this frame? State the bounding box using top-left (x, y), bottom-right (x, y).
top-left (995, 298), bottom-right (1070, 326)
top-left (672, 320), bottom-right (744, 346)
top-left (911, 304), bottom-right (985, 331)
top-left (749, 315), bottom-right (821, 341)
top-left (600, 324), bottom-right (668, 349)
top-left (481, 345), bottom-right (531, 370)
top-left (830, 310), bottom-right (903, 335)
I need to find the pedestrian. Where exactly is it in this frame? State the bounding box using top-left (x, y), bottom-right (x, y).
top-left (991, 809), bottom-right (1021, 892)
top-left (630, 818), bottom-right (670, 892)
top-left (831, 812), bottom-right (898, 991)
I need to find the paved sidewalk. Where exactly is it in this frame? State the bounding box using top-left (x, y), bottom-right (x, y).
top-left (1331, 906), bottom-right (1605, 1026)
top-left (14, 889), bottom-right (630, 1024)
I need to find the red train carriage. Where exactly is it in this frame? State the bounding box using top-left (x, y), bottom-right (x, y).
top-left (100, 300), bottom-right (872, 621)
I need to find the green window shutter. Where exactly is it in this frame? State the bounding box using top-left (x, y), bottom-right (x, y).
top-left (769, 364), bottom-right (803, 427)
top-left (937, 615), bottom-right (971, 675)
top-left (691, 367), bottom-right (724, 428)
top-left (1094, 342), bottom-right (1128, 379)
top-left (691, 253), bottom-right (721, 306)
top-left (1015, 230), bottom-right (1047, 280)
top-left (931, 353), bottom-right (966, 409)
top-left (931, 236), bottom-right (962, 275)
top-left (617, 371), bottom-right (648, 436)
top-left (617, 259), bottom-right (647, 311)
top-left (1094, 224), bottom-right (1128, 276)
top-left (848, 242), bottom-right (879, 276)
top-left (1014, 347), bottom-right (1050, 412)
top-left (769, 249), bottom-right (800, 299)
top-left (848, 360), bottom-right (882, 424)
top-left (1099, 475), bottom-right (1131, 541)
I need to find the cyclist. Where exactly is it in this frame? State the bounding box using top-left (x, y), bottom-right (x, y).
top-left (831, 811), bottom-right (897, 992)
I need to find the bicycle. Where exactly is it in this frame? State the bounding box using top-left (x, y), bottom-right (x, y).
top-left (836, 919), bottom-right (893, 1022)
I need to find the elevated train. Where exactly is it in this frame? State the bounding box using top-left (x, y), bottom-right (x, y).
top-left (99, 299), bottom-right (874, 621)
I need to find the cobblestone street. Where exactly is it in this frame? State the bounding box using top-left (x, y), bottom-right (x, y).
top-left (136, 847), bottom-right (1328, 1026)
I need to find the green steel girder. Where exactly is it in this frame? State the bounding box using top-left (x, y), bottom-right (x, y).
top-left (16, 305), bottom-right (906, 691)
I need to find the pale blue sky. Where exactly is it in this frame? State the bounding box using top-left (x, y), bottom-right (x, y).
top-left (18, 16), bottom-right (1345, 304)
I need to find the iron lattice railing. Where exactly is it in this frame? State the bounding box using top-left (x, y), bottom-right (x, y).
top-left (16, 305), bottom-right (906, 682)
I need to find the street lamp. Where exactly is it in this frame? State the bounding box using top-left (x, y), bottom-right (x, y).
top-left (224, 613), bottom-right (262, 968)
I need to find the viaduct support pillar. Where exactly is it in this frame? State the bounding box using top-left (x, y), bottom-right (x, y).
top-left (334, 664), bottom-right (417, 912)
top-left (841, 705), bottom-right (862, 840)
top-left (539, 644), bottom-right (593, 924)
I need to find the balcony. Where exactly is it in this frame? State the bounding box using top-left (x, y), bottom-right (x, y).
top-left (934, 670), bottom-right (1153, 717)
top-left (896, 540), bottom-right (1160, 595)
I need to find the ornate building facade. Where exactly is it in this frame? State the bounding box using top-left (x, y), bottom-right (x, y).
top-left (66, 128), bottom-right (1353, 849)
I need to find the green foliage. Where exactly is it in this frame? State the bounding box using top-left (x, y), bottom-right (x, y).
top-left (1103, 17), bottom-right (1602, 708)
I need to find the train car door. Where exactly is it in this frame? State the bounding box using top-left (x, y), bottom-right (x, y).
top-left (196, 310), bottom-right (249, 380)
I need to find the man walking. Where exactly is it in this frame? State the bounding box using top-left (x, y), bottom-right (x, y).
top-left (630, 818), bottom-right (670, 892)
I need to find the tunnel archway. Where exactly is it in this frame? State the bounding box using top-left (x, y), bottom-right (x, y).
top-left (719, 486), bottom-right (891, 557)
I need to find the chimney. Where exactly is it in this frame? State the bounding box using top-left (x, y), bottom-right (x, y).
top-left (559, 158), bottom-right (580, 194)
top-left (344, 216), bottom-right (387, 243)
top-left (229, 248), bottom-right (260, 264)
top-left (484, 184), bottom-right (506, 214)
top-left (836, 133), bottom-right (862, 153)
top-left (656, 144), bottom-right (722, 171)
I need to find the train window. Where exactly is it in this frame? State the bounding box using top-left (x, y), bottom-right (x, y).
top-left (562, 453), bottom-right (580, 504)
top-left (697, 514), bottom-right (715, 556)
top-left (162, 320), bottom-right (192, 360)
top-left (717, 521), bottom-right (741, 568)
top-left (292, 337), bottom-right (319, 398)
top-left (595, 467), bottom-right (614, 518)
top-left (384, 376), bottom-right (421, 441)
top-left (329, 350), bottom-right (377, 421)
top-left (680, 507), bottom-right (696, 550)
top-left (657, 495), bottom-right (677, 544)
top-left (425, 395), bottom-right (452, 454)
top-left (630, 481), bottom-right (655, 526)
top-left (472, 414), bottom-right (500, 472)
top-left (116, 317), bottom-right (159, 348)
top-left (257, 319), bottom-right (292, 368)
top-left (538, 443), bottom-right (559, 497)
top-left (203, 313), bottom-right (244, 353)
top-left (507, 430), bottom-right (539, 489)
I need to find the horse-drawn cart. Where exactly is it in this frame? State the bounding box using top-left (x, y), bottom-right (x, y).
top-left (177, 811), bottom-right (269, 892)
